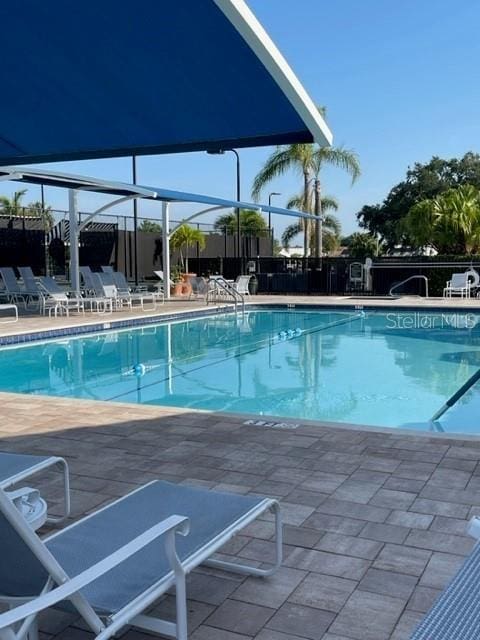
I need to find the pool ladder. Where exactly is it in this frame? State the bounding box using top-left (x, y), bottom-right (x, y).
top-left (207, 277), bottom-right (245, 315)
top-left (389, 275), bottom-right (429, 297)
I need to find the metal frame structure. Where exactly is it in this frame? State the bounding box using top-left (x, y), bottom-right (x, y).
top-left (0, 166), bottom-right (320, 299)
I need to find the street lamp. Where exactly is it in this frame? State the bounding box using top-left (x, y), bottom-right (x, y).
top-left (207, 149), bottom-right (241, 270)
top-left (268, 192), bottom-right (281, 256)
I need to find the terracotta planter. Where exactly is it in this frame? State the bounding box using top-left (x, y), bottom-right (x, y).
top-left (170, 282), bottom-right (184, 296)
top-left (181, 272), bottom-right (196, 295)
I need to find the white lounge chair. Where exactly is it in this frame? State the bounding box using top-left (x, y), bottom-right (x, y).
top-left (0, 267), bottom-right (39, 308)
top-left (443, 271), bottom-right (477, 298)
top-left (233, 275), bottom-right (251, 296)
top-left (188, 276), bottom-right (209, 301)
top-left (100, 271), bottom-right (163, 309)
top-left (154, 270), bottom-right (174, 294)
top-left (38, 277), bottom-right (85, 317)
top-left (17, 267), bottom-right (43, 308)
top-left (79, 266), bottom-right (98, 296)
top-left (0, 480), bottom-right (281, 640)
top-left (0, 450), bottom-right (70, 524)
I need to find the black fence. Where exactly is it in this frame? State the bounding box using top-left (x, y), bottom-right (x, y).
top-left (1, 212), bottom-right (479, 296)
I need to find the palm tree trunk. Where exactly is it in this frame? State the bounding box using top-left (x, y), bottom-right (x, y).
top-left (303, 170), bottom-right (310, 256)
top-left (314, 179), bottom-right (323, 258)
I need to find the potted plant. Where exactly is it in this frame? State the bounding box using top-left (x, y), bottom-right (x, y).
top-left (170, 224), bottom-right (206, 295)
top-left (170, 265), bottom-right (184, 296)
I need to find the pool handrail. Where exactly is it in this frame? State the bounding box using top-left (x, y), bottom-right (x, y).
top-left (389, 275), bottom-right (429, 297)
top-left (430, 367), bottom-right (480, 423)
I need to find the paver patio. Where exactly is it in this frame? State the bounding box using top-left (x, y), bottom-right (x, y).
top-left (1, 390), bottom-right (479, 640)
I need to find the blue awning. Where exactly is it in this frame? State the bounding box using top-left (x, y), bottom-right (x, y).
top-left (0, 0), bottom-right (332, 166)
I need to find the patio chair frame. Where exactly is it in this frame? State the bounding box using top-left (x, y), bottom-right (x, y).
top-left (0, 452), bottom-right (70, 525)
top-left (0, 480), bottom-right (281, 640)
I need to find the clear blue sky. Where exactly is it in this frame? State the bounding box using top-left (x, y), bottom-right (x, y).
top-left (2, 0), bottom-right (480, 240)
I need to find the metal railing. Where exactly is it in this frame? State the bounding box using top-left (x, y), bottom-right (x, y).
top-left (206, 276), bottom-right (245, 314)
top-left (389, 275), bottom-right (429, 297)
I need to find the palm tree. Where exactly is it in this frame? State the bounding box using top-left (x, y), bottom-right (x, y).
top-left (251, 132), bottom-right (360, 256)
top-left (282, 195), bottom-right (341, 254)
top-left (214, 209), bottom-right (268, 236)
top-left (0, 189), bottom-right (28, 216)
top-left (27, 201), bottom-right (54, 231)
top-left (26, 200), bottom-right (55, 276)
top-left (345, 232), bottom-right (382, 259)
top-left (170, 224), bottom-right (206, 272)
top-left (405, 184), bottom-right (480, 254)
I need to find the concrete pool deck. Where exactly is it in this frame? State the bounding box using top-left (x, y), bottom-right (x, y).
top-left (1, 294), bottom-right (480, 341)
top-left (1, 295), bottom-right (480, 639)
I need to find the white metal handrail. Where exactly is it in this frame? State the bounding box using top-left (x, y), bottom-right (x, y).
top-left (389, 275), bottom-right (429, 297)
top-left (207, 277), bottom-right (245, 314)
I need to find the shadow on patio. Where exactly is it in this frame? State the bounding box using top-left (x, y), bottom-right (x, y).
top-left (1, 397), bottom-right (478, 640)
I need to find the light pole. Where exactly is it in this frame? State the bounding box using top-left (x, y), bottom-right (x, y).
top-left (268, 192), bottom-right (281, 256)
top-left (207, 149), bottom-right (241, 270)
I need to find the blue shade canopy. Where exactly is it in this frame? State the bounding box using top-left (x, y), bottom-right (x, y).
top-left (0, 0), bottom-right (332, 166)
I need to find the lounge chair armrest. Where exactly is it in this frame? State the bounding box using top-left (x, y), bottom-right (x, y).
top-left (0, 514), bottom-right (189, 631)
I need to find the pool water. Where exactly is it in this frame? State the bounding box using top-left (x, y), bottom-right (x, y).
top-left (1, 308), bottom-right (480, 433)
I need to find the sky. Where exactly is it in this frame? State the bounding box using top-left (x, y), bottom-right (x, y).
top-left (2, 0), bottom-right (480, 241)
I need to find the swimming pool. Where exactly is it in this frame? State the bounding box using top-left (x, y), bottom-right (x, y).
top-left (1, 307), bottom-right (479, 433)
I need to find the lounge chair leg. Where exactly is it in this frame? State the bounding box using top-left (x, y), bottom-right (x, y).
top-left (46, 458), bottom-right (70, 525)
top-left (26, 617), bottom-right (39, 640)
top-left (175, 571), bottom-right (188, 640)
top-left (204, 502), bottom-right (283, 578)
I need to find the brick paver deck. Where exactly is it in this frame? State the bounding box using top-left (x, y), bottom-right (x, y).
top-left (1, 392), bottom-right (478, 640)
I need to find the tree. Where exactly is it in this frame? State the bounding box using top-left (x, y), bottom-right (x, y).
top-left (170, 224), bottom-right (206, 272)
top-left (138, 220), bottom-right (162, 233)
top-left (283, 193), bottom-right (340, 254)
top-left (404, 184), bottom-right (480, 254)
top-left (27, 201), bottom-right (54, 231)
top-left (344, 232), bottom-right (382, 259)
top-left (213, 209), bottom-right (269, 236)
top-left (251, 125), bottom-right (360, 255)
top-left (357, 152), bottom-right (480, 249)
top-left (0, 189), bottom-right (28, 216)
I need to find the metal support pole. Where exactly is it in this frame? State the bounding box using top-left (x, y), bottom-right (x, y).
top-left (268, 192), bottom-right (281, 256)
top-left (132, 156), bottom-right (138, 285)
top-left (232, 150), bottom-right (241, 273)
top-left (162, 201), bottom-right (171, 300)
top-left (68, 189), bottom-right (80, 295)
top-left (41, 184), bottom-right (49, 277)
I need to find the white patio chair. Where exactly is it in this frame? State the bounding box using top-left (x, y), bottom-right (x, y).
top-left (0, 480), bottom-right (281, 640)
top-left (188, 276), bottom-right (209, 301)
top-left (82, 274), bottom-right (116, 313)
top-left (79, 266), bottom-right (98, 296)
top-left (16, 267), bottom-right (43, 308)
top-left (101, 267), bottom-right (149, 294)
top-left (0, 268), bottom-right (35, 309)
top-left (233, 275), bottom-right (251, 296)
top-left (443, 272), bottom-right (474, 298)
top-left (101, 271), bottom-right (163, 310)
top-left (154, 270), bottom-right (174, 294)
top-left (38, 277), bottom-right (85, 317)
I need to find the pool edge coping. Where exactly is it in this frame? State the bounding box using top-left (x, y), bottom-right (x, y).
top-left (2, 299), bottom-right (480, 346)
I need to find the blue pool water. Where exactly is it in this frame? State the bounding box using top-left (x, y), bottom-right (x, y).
top-left (1, 308), bottom-right (480, 433)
